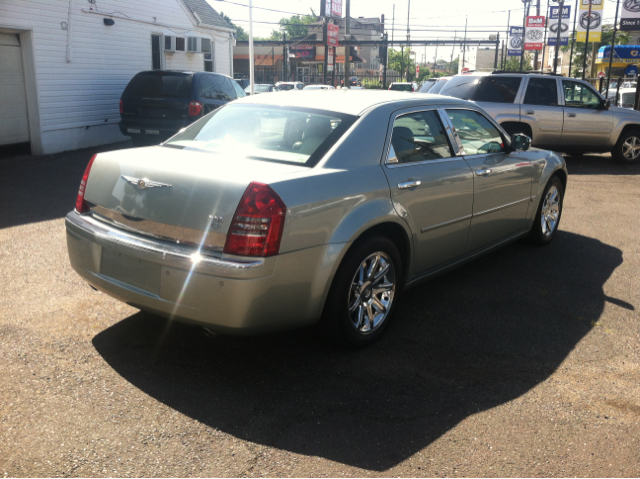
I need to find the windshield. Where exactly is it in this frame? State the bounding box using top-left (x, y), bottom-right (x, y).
top-left (429, 79), bottom-right (449, 94)
top-left (278, 84), bottom-right (295, 91)
top-left (390, 84), bottom-right (413, 91)
top-left (164, 104), bottom-right (357, 167)
top-left (245, 85), bottom-right (272, 93)
top-left (621, 92), bottom-right (635, 108)
top-left (418, 80), bottom-right (437, 93)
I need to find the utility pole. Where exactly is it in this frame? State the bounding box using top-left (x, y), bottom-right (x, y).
top-left (321, 0), bottom-right (328, 84)
top-left (541, 0), bottom-right (550, 71)
top-left (344, 0), bottom-right (351, 86)
top-left (503, 10), bottom-right (511, 70)
top-left (283, 32), bottom-right (287, 81)
top-left (461, 17), bottom-right (467, 73)
top-left (534, 0), bottom-right (541, 69)
top-left (568, 0), bottom-right (579, 76)
top-left (520, 0), bottom-right (531, 71)
top-left (582, 0), bottom-right (593, 79)
top-left (248, 0), bottom-right (255, 94)
top-left (606, 0), bottom-right (621, 92)
top-left (552, 0), bottom-right (565, 74)
top-left (450, 31), bottom-right (456, 74)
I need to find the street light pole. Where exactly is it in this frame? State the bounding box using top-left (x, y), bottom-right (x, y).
top-left (520, 0), bottom-right (531, 71)
top-left (581, 0), bottom-right (593, 80)
top-left (606, 0), bottom-right (621, 93)
top-left (552, 0), bottom-right (565, 74)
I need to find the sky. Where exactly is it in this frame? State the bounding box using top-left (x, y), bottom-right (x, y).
top-left (206, 0), bottom-right (624, 62)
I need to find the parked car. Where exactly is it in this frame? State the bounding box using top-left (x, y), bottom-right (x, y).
top-left (341, 76), bottom-right (362, 87)
top-left (388, 82), bottom-right (419, 92)
top-left (119, 71), bottom-right (245, 146)
top-left (616, 87), bottom-right (636, 109)
top-left (427, 76), bottom-right (452, 94)
top-left (303, 84), bottom-right (336, 90)
top-left (244, 84), bottom-right (280, 94)
top-left (438, 71), bottom-right (640, 163)
top-left (68, 90), bottom-right (566, 347)
top-left (276, 81), bottom-right (304, 91)
top-left (235, 78), bottom-right (250, 89)
top-left (418, 78), bottom-right (439, 93)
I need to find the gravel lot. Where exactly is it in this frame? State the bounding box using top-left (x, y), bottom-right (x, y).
top-left (1, 145), bottom-right (639, 477)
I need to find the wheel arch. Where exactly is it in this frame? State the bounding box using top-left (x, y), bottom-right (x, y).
top-left (614, 123), bottom-right (640, 146)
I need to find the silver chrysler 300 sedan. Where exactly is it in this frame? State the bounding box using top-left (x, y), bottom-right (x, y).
top-left (66, 90), bottom-right (567, 346)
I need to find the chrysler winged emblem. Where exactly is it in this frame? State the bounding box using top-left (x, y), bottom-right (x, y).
top-left (121, 175), bottom-right (172, 190)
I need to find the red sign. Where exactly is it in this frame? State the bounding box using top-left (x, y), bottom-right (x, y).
top-left (524, 16), bottom-right (545, 51)
top-left (324, 0), bottom-right (342, 18)
top-left (598, 71), bottom-right (606, 78)
top-left (461, 67), bottom-right (470, 73)
top-left (416, 65), bottom-right (420, 76)
top-left (327, 23), bottom-right (339, 47)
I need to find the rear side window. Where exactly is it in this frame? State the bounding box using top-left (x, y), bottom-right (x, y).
top-left (446, 109), bottom-right (505, 156)
top-left (524, 78), bottom-right (558, 106)
top-left (474, 76), bottom-right (522, 103)
top-left (419, 80), bottom-right (437, 93)
top-left (438, 76), bottom-right (479, 99)
top-left (429, 79), bottom-right (449, 94)
top-left (123, 72), bottom-right (192, 98)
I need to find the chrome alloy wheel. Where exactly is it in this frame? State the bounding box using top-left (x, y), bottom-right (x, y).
top-left (622, 135), bottom-right (640, 161)
top-left (348, 252), bottom-right (396, 334)
top-left (541, 186), bottom-right (561, 237)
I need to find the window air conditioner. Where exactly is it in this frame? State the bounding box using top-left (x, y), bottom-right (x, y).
top-left (187, 37), bottom-right (199, 53)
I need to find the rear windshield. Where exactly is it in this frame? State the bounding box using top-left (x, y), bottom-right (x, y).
top-left (122, 72), bottom-right (192, 98)
top-left (390, 84), bottom-right (413, 91)
top-left (418, 80), bottom-right (437, 93)
top-left (163, 104), bottom-right (357, 167)
top-left (278, 84), bottom-right (295, 91)
top-left (621, 92), bottom-right (635, 108)
top-left (438, 76), bottom-right (481, 100)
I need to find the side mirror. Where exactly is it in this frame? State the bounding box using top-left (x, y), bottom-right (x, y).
top-left (511, 133), bottom-right (531, 151)
top-left (604, 98), bottom-right (612, 109)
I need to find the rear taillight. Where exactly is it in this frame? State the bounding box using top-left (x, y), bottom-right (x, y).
top-left (119, 99), bottom-right (123, 114)
top-left (223, 182), bottom-right (286, 257)
top-left (189, 101), bottom-right (202, 116)
top-left (75, 155), bottom-right (97, 214)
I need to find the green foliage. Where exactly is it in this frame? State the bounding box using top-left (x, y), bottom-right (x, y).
top-left (276, 12), bottom-right (318, 40)
top-left (387, 48), bottom-right (417, 80)
top-left (502, 53), bottom-right (534, 72)
top-left (220, 12), bottom-right (248, 41)
top-left (363, 78), bottom-right (384, 89)
top-left (561, 25), bottom-right (630, 77)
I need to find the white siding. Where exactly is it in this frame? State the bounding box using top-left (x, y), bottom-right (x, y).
top-left (0, 0), bottom-right (232, 154)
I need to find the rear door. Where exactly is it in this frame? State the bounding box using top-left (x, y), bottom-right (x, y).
top-left (520, 77), bottom-right (563, 148)
top-left (121, 72), bottom-right (191, 122)
top-left (382, 108), bottom-right (474, 275)
top-left (561, 79), bottom-right (612, 146)
top-left (197, 74), bottom-right (226, 114)
top-left (443, 108), bottom-right (534, 253)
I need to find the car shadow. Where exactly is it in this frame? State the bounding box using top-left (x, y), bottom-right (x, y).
top-left (92, 232), bottom-right (623, 471)
top-left (564, 153), bottom-right (640, 175)
top-left (0, 141), bottom-right (132, 229)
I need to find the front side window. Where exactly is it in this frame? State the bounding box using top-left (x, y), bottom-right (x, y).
top-left (164, 104), bottom-right (357, 167)
top-left (524, 78), bottom-right (559, 106)
top-left (388, 110), bottom-right (454, 164)
top-left (446, 109), bottom-right (505, 156)
top-left (474, 76), bottom-right (522, 103)
top-left (563, 80), bottom-right (601, 109)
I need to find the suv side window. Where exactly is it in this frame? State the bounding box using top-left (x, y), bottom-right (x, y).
top-left (221, 78), bottom-right (237, 100)
top-left (524, 78), bottom-right (559, 106)
top-left (475, 76), bottom-right (522, 103)
top-left (563, 80), bottom-right (601, 109)
top-left (445, 109), bottom-right (505, 156)
top-left (388, 110), bottom-right (454, 164)
top-left (198, 75), bottom-right (217, 99)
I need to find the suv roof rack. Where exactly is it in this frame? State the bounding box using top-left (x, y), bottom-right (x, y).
top-left (491, 70), bottom-right (564, 76)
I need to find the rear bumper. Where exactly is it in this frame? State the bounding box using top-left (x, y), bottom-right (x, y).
top-left (118, 118), bottom-right (192, 138)
top-left (65, 211), bottom-right (337, 333)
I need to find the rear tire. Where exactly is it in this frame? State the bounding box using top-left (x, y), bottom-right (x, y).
top-left (529, 175), bottom-right (564, 245)
top-left (613, 129), bottom-right (640, 164)
top-left (319, 236), bottom-right (403, 348)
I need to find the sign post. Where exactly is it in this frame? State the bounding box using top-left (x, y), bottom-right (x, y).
top-left (525, 16), bottom-right (546, 51)
top-left (550, 0), bottom-right (569, 73)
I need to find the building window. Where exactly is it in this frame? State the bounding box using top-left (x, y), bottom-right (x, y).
top-left (202, 38), bottom-right (213, 72)
top-left (151, 35), bottom-right (161, 70)
top-left (187, 37), bottom-right (198, 52)
top-left (175, 37), bottom-right (185, 51)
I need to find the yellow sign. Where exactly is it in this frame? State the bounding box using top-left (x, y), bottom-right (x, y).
top-left (576, 0), bottom-right (603, 43)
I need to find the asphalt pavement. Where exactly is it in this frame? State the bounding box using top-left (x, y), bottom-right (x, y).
top-left (1, 145), bottom-right (639, 477)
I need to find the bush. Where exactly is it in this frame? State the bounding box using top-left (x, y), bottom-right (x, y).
top-left (362, 78), bottom-right (384, 89)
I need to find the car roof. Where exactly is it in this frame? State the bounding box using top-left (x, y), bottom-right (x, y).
top-left (233, 89), bottom-right (474, 115)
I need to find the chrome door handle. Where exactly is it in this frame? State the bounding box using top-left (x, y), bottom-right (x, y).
top-left (398, 180), bottom-right (421, 189)
top-left (567, 113), bottom-right (576, 117)
top-left (475, 168), bottom-right (493, 177)
top-left (525, 110), bottom-right (535, 115)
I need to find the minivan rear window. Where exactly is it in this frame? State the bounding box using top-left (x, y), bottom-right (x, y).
top-left (122, 72), bottom-right (192, 98)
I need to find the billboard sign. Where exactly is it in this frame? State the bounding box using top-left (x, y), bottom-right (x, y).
top-left (290, 44), bottom-right (316, 60)
top-left (324, 0), bottom-right (343, 17)
top-left (525, 16), bottom-right (546, 51)
top-left (548, 5), bottom-right (571, 46)
top-left (621, 0), bottom-right (640, 31)
top-left (327, 23), bottom-right (339, 46)
top-left (577, 0), bottom-right (603, 42)
top-left (508, 26), bottom-right (524, 56)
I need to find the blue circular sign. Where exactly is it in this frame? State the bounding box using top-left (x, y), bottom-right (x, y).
top-left (626, 64), bottom-right (639, 76)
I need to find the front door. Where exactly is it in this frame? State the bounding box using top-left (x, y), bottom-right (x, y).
top-left (444, 108), bottom-right (534, 253)
top-left (561, 79), bottom-right (613, 146)
top-left (520, 77), bottom-right (564, 148)
top-left (383, 108), bottom-right (474, 276)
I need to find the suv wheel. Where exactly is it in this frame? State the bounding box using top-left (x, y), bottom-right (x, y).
top-left (614, 129), bottom-right (640, 164)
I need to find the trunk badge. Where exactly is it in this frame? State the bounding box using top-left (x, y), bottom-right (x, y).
top-left (209, 215), bottom-right (224, 229)
top-left (122, 175), bottom-right (172, 190)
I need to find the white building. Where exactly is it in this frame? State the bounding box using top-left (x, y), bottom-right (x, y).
top-left (459, 46), bottom-right (503, 73)
top-left (0, 0), bottom-right (234, 155)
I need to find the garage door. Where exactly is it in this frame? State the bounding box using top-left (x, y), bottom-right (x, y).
top-left (0, 33), bottom-right (29, 146)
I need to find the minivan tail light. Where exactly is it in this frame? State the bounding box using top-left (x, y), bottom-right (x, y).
top-left (119, 99), bottom-right (123, 114)
top-left (75, 154), bottom-right (97, 214)
top-left (189, 101), bottom-right (202, 116)
top-left (223, 182), bottom-right (286, 257)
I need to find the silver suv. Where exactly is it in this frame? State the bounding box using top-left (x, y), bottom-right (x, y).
top-left (438, 72), bottom-right (640, 163)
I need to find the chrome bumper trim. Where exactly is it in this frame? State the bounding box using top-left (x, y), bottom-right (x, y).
top-left (65, 211), bottom-right (263, 271)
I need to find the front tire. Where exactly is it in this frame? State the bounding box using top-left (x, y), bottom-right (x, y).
top-left (614, 129), bottom-right (640, 164)
top-left (529, 175), bottom-right (564, 245)
top-left (319, 237), bottom-right (403, 347)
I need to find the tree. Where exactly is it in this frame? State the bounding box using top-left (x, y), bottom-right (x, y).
top-left (387, 48), bottom-right (416, 80)
top-left (503, 53), bottom-right (534, 72)
top-left (219, 12), bottom-right (248, 41)
top-left (561, 25), bottom-right (630, 77)
top-left (278, 12), bottom-right (318, 39)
